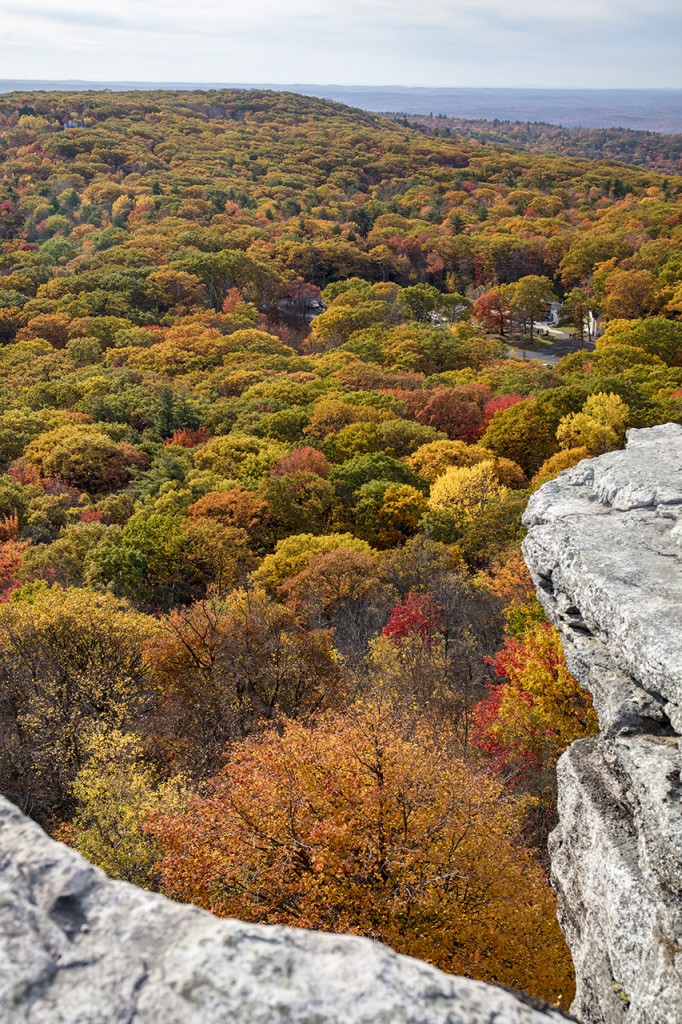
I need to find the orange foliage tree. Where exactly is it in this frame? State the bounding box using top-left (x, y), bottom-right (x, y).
top-left (475, 546), bottom-right (535, 606)
top-left (149, 702), bottom-right (574, 1005)
top-left (187, 487), bottom-right (272, 542)
top-left (472, 288), bottom-right (510, 335)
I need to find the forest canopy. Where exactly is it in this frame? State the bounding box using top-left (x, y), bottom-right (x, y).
top-left (0, 87), bottom-right (680, 1010)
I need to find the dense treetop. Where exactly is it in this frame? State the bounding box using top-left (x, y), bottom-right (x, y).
top-left (1, 88), bottom-right (681, 300)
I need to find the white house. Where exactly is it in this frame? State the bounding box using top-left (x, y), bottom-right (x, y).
top-left (587, 310), bottom-right (604, 339)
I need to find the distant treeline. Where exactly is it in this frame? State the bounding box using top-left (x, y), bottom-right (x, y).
top-left (396, 114), bottom-right (682, 176)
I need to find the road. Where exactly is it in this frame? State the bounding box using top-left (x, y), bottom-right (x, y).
top-left (506, 323), bottom-right (592, 364)
top-left (507, 346), bottom-right (561, 365)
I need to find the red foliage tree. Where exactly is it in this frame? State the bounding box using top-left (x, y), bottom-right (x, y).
top-left (412, 384), bottom-right (492, 442)
top-left (7, 459), bottom-right (41, 486)
top-left (480, 394), bottom-right (525, 434)
top-left (382, 592), bottom-right (445, 643)
top-left (471, 621), bottom-right (598, 790)
top-left (0, 515), bottom-right (28, 598)
top-left (270, 445), bottom-right (331, 479)
top-left (164, 427), bottom-right (210, 448)
top-left (473, 289), bottom-right (510, 336)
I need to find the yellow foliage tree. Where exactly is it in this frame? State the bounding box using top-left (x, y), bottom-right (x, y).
top-left (407, 440), bottom-right (526, 488)
top-left (59, 729), bottom-right (186, 888)
top-left (532, 446), bottom-right (592, 486)
top-left (407, 439), bottom-right (492, 482)
top-left (375, 484), bottom-right (428, 547)
top-left (0, 584), bottom-right (155, 817)
top-left (429, 460), bottom-right (507, 519)
top-left (556, 392), bottom-right (628, 455)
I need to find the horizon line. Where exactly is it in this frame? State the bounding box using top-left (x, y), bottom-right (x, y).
top-left (1, 80), bottom-right (681, 92)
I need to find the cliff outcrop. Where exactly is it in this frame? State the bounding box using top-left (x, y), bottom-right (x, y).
top-left (0, 791), bottom-right (567, 1023)
top-left (523, 424), bottom-right (682, 1024)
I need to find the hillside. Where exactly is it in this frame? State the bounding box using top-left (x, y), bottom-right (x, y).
top-left (399, 114), bottom-right (682, 175)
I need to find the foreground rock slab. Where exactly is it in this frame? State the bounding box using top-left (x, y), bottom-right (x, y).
top-left (0, 796), bottom-right (567, 1023)
top-left (523, 424), bottom-right (682, 1024)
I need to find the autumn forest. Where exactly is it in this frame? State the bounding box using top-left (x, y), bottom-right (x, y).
top-left (0, 88), bottom-right (681, 1009)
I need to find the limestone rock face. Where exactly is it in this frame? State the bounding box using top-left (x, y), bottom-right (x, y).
top-left (0, 794), bottom-right (567, 1023)
top-left (523, 424), bottom-right (682, 1024)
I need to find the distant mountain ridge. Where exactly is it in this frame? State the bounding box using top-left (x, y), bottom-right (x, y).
top-left (1, 82), bottom-right (680, 133)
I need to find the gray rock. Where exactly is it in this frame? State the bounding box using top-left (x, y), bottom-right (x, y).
top-left (0, 794), bottom-right (569, 1023)
top-left (523, 424), bottom-right (682, 1024)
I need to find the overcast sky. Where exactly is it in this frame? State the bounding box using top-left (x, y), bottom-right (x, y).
top-left (1, 0), bottom-right (680, 89)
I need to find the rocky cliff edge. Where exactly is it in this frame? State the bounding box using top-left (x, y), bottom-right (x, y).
top-left (0, 792), bottom-right (567, 1023)
top-left (523, 424), bottom-right (682, 1024)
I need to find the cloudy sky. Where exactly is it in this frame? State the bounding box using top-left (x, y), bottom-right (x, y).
top-left (1, 0), bottom-right (680, 88)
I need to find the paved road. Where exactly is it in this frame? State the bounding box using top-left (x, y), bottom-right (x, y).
top-left (507, 346), bottom-right (561, 365)
top-left (507, 323), bottom-right (592, 365)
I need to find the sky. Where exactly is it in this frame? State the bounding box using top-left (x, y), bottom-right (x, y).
top-left (1, 0), bottom-right (681, 89)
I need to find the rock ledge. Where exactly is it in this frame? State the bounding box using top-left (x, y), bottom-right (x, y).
top-left (0, 793), bottom-right (567, 1023)
top-left (523, 424), bottom-right (682, 1024)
